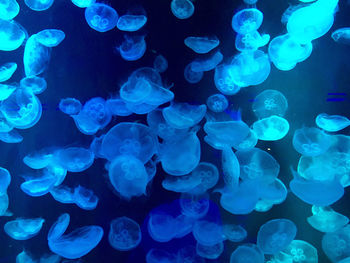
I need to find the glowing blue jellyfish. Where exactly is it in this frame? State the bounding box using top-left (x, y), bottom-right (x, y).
top-left (332, 28), bottom-right (350, 45)
top-left (0, 192), bottom-right (10, 216)
top-left (16, 251), bottom-right (36, 263)
top-left (146, 249), bottom-right (177, 263)
top-left (252, 89), bottom-right (288, 118)
top-left (232, 128), bottom-right (258, 151)
top-left (108, 155), bottom-right (148, 199)
top-left (0, 167), bottom-right (11, 194)
top-left (221, 147), bottom-right (240, 190)
top-left (23, 148), bottom-right (54, 169)
top-left (223, 224), bottom-right (247, 242)
top-left (73, 185), bottom-right (98, 210)
top-left (108, 216), bottom-right (141, 251)
top-left (71, 0), bottom-right (95, 8)
top-left (268, 34), bottom-right (313, 71)
top-left (292, 127), bottom-right (331, 156)
top-left (196, 242), bottom-right (224, 260)
top-left (35, 29), bottom-right (65, 47)
top-left (23, 34), bottom-right (51, 77)
top-left (59, 98), bottom-right (82, 115)
top-left (48, 213), bottom-right (70, 241)
top-left (85, 3), bottom-right (118, 32)
top-left (214, 64), bottom-right (240, 95)
top-left (153, 54), bottom-right (168, 73)
top-left (184, 62), bottom-right (203, 84)
top-left (148, 212), bottom-right (176, 242)
top-left (258, 178), bottom-right (287, 205)
top-left (192, 220), bottom-right (225, 246)
top-left (315, 113), bottom-right (350, 132)
top-left (162, 174), bottom-right (201, 193)
top-left (257, 218), bottom-right (297, 255)
top-left (0, 0), bottom-right (19, 20)
top-left (4, 217), bottom-right (45, 240)
top-left (106, 97), bottom-right (132, 116)
top-left (0, 129), bottom-right (23, 143)
top-left (50, 185), bottom-right (75, 205)
top-left (117, 15), bottom-right (147, 32)
top-left (179, 194), bottom-right (209, 219)
top-left (0, 111), bottom-right (13, 132)
top-left (0, 83), bottom-right (16, 100)
top-left (322, 224), bottom-right (350, 262)
top-left (118, 34), bottom-right (146, 61)
top-left (190, 51), bottom-right (223, 72)
top-left (20, 76), bottom-right (47, 94)
top-left (207, 94), bottom-right (228, 113)
top-left (0, 62), bottom-right (17, 82)
top-left (282, 240), bottom-right (318, 263)
top-left (230, 244), bottom-right (264, 263)
top-left (24, 0), bottom-right (54, 11)
top-left (231, 8), bottom-right (263, 34)
top-left (184, 36), bottom-right (220, 54)
top-left (190, 162), bottom-right (219, 194)
top-left (21, 174), bottom-right (56, 197)
top-left (0, 19), bottom-right (26, 51)
top-left (252, 115), bottom-right (290, 141)
top-left (177, 246), bottom-right (205, 263)
top-left (235, 31), bottom-right (270, 52)
top-left (170, 0), bottom-right (194, 19)
top-left (54, 147), bottom-right (94, 173)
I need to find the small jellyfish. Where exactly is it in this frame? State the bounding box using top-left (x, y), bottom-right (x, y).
top-left (4, 217), bottom-right (45, 240)
top-left (21, 175), bottom-right (56, 197)
top-left (252, 115), bottom-right (290, 141)
top-left (230, 243), bottom-right (264, 263)
top-left (283, 240), bottom-right (318, 263)
top-left (258, 178), bottom-right (287, 205)
top-left (0, 62), bottom-right (17, 82)
top-left (148, 212), bottom-right (176, 242)
top-left (50, 185), bottom-right (75, 205)
top-left (106, 97), bottom-right (132, 116)
top-left (16, 251), bottom-right (36, 263)
top-left (0, 129), bottom-right (23, 143)
top-left (322, 224), bottom-right (350, 262)
top-left (162, 174), bottom-right (201, 193)
top-left (108, 216), bottom-right (141, 251)
top-left (214, 64), bottom-right (240, 95)
top-left (252, 89), bottom-right (288, 119)
top-left (315, 113), bottom-right (350, 132)
top-left (153, 54), bottom-right (168, 73)
top-left (207, 94), bottom-right (229, 113)
top-left (24, 0), bottom-right (54, 11)
top-left (184, 62), bottom-right (203, 84)
top-left (54, 147), bottom-right (94, 173)
top-left (332, 28), bottom-right (350, 45)
top-left (85, 3), bottom-right (118, 32)
top-left (73, 185), bottom-right (98, 210)
top-left (0, 83), bottom-right (16, 100)
top-left (235, 31), bottom-right (270, 52)
top-left (190, 50), bottom-right (223, 72)
top-left (23, 148), bottom-right (54, 169)
top-left (48, 213), bottom-right (70, 241)
top-left (179, 193), bottom-right (209, 219)
top-left (0, 0), bottom-right (19, 20)
top-left (35, 29), bottom-right (65, 47)
top-left (0, 167), bottom-right (11, 194)
top-left (231, 8), bottom-right (263, 34)
top-left (0, 192), bottom-right (10, 216)
top-left (223, 224), bottom-right (247, 242)
top-left (0, 19), bottom-right (26, 51)
top-left (117, 15), bottom-right (147, 32)
top-left (192, 220), bottom-right (225, 246)
top-left (170, 0), bottom-right (194, 19)
top-left (118, 34), bottom-right (146, 61)
top-left (20, 76), bottom-right (47, 94)
top-left (71, 0), bottom-right (95, 8)
top-left (184, 36), bottom-right (220, 54)
top-left (196, 242), bottom-right (224, 260)
top-left (59, 98), bottom-right (82, 115)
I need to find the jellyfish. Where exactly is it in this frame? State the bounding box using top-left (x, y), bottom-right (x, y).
top-left (252, 89), bottom-right (288, 119)
top-left (173, 214), bottom-right (195, 238)
top-left (184, 36), bottom-right (220, 54)
top-left (170, 0), bottom-right (194, 19)
top-left (24, 0), bottom-right (54, 11)
top-left (54, 147), bottom-right (94, 173)
top-left (0, 19), bottom-right (26, 51)
top-left (232, 128), bottom-right (258, 151)
top-left (207, 94), bottom-right (229, 113)
top-left (106, 97), bottom-right (132, 116)
top-left (196, 242), bottom-right (224, 260)
top-left (315, 113), bottom-right (350, 132)
top-left (214, 64), bottom-right (240, 95)
top-left (47, 213), bottom-right (70, 241)
top-left (59, 98), bottom-right (82, 115)
top-left (35, 29), bottom-right (65, 47)
top-left (282, 240), bottom-right (318, 263)
top-left (179, 193), bottom-right (209, 219)
top-left (230, 244), bottom-right (264, 263)
top-left (148, 212), bottom-right (176, 242)
top-left (0, 192), bottom-right (10, 216)
top-left (322, 225), bottom-right (350, 262)
top-left (0, 129), bottom-right (23, 143)
top-left (258, 178), bottom-right (287, 205)
top-left (190, 162), bottom-right (219, 194)
top-left (117, 15), bottom-right (147, 32)
top-left (192, 220), bottom-right (225, 246)
top-left (252, 115), bottom-right (290, 141)
top-left (221, 147), bottom-right (240, 190)
top-left (190, 51), bottom-right (223, 72)
top-left (21, 174), bottom-right (56, 197)
top-left (118, 34), bottom-right (146, 61)
top-left (0, 0), bottom-right (19, 20)
top-left (0, 167), bottom-right (11, 194)
top-left (146, 249), bottom-right (178, 263)
top-left (73, 185), bottom-right (98, 210)
top-left (85, 3), bottom-right (118, 32)
top-left (0, 111), bottom-right (12, 133)
top-left (231, 8), bottom-right (263, 34)
top-left (332, 28), bottom-right (350, 45)
top-left (108, 216), bottom-right (141, 251)
top-left (0, 62), bottom-right (17, 82)
top-left (20, 76), bottom-right (47, 94)
top-left (120, 76), bottom-right (152, 104)
top-left (223, 224), bottom-right (247, 242)
top-left (23, 148), bottom-right (54, 170)
top-left (4, 217), bottom-right (45, 240)
top-left (16, 251), bottom-right (36, 263)
top-left (50, 185), bottom-right (75, 205)
top-left (184, 62), bottom-right (203, 84)
top-left (153, 54), bottom-right (168, 73)
top-left (71, 0), bottom-right (95, 8)
top-left (177, 246), bottom-right (205, 263)
top-left (235, 31), bottom-right (270, 52)
top-left (0, 83), bottom-right (16, 100)
top-left (162, 174), bottom-right (201, 193)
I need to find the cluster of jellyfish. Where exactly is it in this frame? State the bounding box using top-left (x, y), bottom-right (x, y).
top-left (1, 0), bottom-right (350, 261)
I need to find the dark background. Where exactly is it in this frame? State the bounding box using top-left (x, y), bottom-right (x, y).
top-left (1, 0), bottom-right (350, 262)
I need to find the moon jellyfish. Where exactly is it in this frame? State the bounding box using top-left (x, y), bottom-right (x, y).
top-left (0, 129), bottom-right (23, 143)
top-left (24, 0), bottom-right (54, 11)
top-left (50, 185), bottom-right (75, 205)
top-left (23, 148), bottom-right (54, 169)
top-left (252, 115), bottom-right (290, 141)
top-left (85, 3), bottom-right (118, 32)
top-left (59, 98), bottom-right (82, 115)
top-left (0, 0), bottom-right (19, 20)
top-left (0, 192), bottom-right (10, 216)
top-left (190, 162), bottom-right (219, 194)
top-left (196, 242), bottom-right (224, 259)
top-left (48, 213), bottom-right (70, 241)
top-left (179, 193), bottom-right (209, 219)
top-left (184, 62), bottom-right (203, 84)
top-left (322, 224), bottom-right (350, 262)
top-left (252, 89), bottom-right (288, 119)
top-left (71, 0), bottom-right (95, 8)
top-left (54, 147), bottom-right (94, 173)
top-left (258, 178), bottom-right (287, 204)
top-left (108, 216), bottom-right (141, 251)
top-left (190, 51), bottom-right (223, 72)
top-left (117, 15), bottom-right (147, 32)
top-left (283, 240), bottom-right (318, 263)
top-left (20, 76), bottom-right (47, 94)
top-left (0, 62), bottom-right (17, 82)
top-left (106, 97), bottom-right (132, 116)
top-left (0, 83), bottom-right (16, 101)
top-left (170, 0), bottom-right (194, 20)
top-left (207, 94), bottom-right (228, 113)
top-left (73, 185), bottom-right (98, 210)
top-left (221, 147), bottom-right (240, 190)
top-left (0, 167), bottom-right (11, 194)
top-left (153, 54), bottom-right (168, 73)
top-left (257, 219), bottom-right (297, 255)
top-left (232, 128), bottom-right (258, 151)
top-left (332, 28), bottom-right (350, 45)
top-left (0, 19), bottom-right (26, 51)
top-left (223, 224), bottom-right (247, 242)
top-left (16, 251), bottom-right (36, 263)
top-left (21, 174), bottom-right (56, 197)
top-left (192, 220), bottom-right (225, 246)
top-left (214, 64), bottom-right (240, 95)
top-left (162, 174), bottom-right (201, 193)
top-left (177, 246), bottom-right (205, 263)
top-left (4, 217), bottom-right (45, 240)
top-left (231, 8), bottom-right (263, 34)
top-left (184, 36), bottom-right (220, 54)
top-left (235, 31), bottom-right (270, 52)
top-left (315, 113), bottom-right (350, 132)
top-left (230, 244), bottom-right (264, 263)
top-left (292, 127), bottom-right (331, 156)
top-left (118, 34), bottom-right (146, 61)
top-left (35, 29), bottom-right (65, 47)
top-left (148, 212), bottom-right (176, 242)
top-left (146, 249), bottom-right (177, 263)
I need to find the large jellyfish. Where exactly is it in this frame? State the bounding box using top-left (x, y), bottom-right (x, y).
top-left (85, 3), bottom-right (118, 32)
top-left (0, 19), bottom-right (26, 51)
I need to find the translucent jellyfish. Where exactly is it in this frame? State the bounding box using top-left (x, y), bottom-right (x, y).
top-left (4, 217), bottom-right (45, 240)
top-left (108, 216), bottom-right (141, 251)
top-left (257, 219), bottom-right (297, 255)
top-left (232, 128), bottom-right (258, 151)
top-left (231, 8), bottom-right (263, 34)
top-left (108, 154), bottom-right (148, 199)
top-left (39, 254), bottom-right (61, 263)
top-left (173, 214), bottom-right (195, 238)
top-left (0, 167), bottom-right (11, 194)
top-left (252, 115), bottom-right (290, 141)
top-left (0, 111), bottom-right (12, 132)
top-left (48, 213), bottom-right (70, 241)
top-left (148, 212), bottom-right (176, 242)
top-left (160, 131), bottom-right (200, 175)
top-left (35, 29), bottom-right (65, 47)
top-left (59, 98), bottom-right (82, 115)
top-left (190, 51), bottom-right (223, 72)
top-left (21, 175), bottom-right (56, 197)
top-left (73, 185), bottom-right (98, 210)
top-left (252, 89), bottom-right (288, 119)
top-left (71, 0), bottom-right (95, 8)
top-left (23, 148), bottom-right (54, 169)
top-left (179, 193), bottom-right (209, 219)
top-left (315, 113), bottom-right (350, 132)
top-left (106, 97), bottom-right (132, 116)
top-left (73, 97), bottom-right (111, 135)
top-left (20, 76), bottom-right (47, 94)
top-left (214, 64), bottom-right (240, 95)
top-left (50, 185), bottom-right (75, 205)
top-left (170, 0), bottom-right (194, 19)
top-left (146, 249), bottom-right (177, 263)
top-left (23, 34), bottom-right (51, 77)
top-left (235, 31), bottom-right (270, 52)
top-left (307, 206), bottom-right (349, 233)
top-left (268, 34), bottom-right (313, 71)
top-left (190, 162), bottom-right (219, 194)
top-left (230, 50), bottom-right (271, 87)
top-left (117, 15), bottom-right (147, 32)
top-left (196, 242), bottom-right (224, 259)
top-left (332, 28), bottom-right (350, 45)
top-left (0, 0), bottom-right (19, 20)
top-left (184, 36), bottom-right (220, 54)
top-left (101, 122), bottom-right (157, 163)
top-left (0, 192), bottom-right (10, 216)
top-left (0, 83), bottom-right (16, 100)
top-left (184, 62), bottom-right (203, 84)
top-left (177, 246), bottom-right (205, 263)
top-left (221, 147), bottom-right (240, 190)
top-left (85, 3), bottom-right (118, 32)
top-left (118, 34), bottom-right (146, 61)
top-left (223, 224), bottom-right (247, 242)
top-left (162, 174), bottom-right (201, 193)
top-left (322, 225), bottom-right (350, 262)
top-left (0, 62), bottom-right (17, 82)
top-left (0, 129), bottom-right (23, 143)
top-left (0, 19), bottom-right (26, 51)
top-left (230, 244), bottom-right (264, 263)
top-left (16, 251), bottom-right (36, 263)
top-left (120, 77), bottom-right (152, 104)
top-left (24, 0), bottom-right (54, 11)
top-left (282, 240), bottom-right (318, 263)
top-left (54, 147), bottom-right (94, 173)
top-left (258, 178), bottom-right (287, 205)
top-left (153, 54), bottom-right (168, 73)
top-left (206, 94), bottom-right (228, 113)
top-left (193, 220), bottom-right (225, 246)
top-left (292, 127), bottom-right (331, 156)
